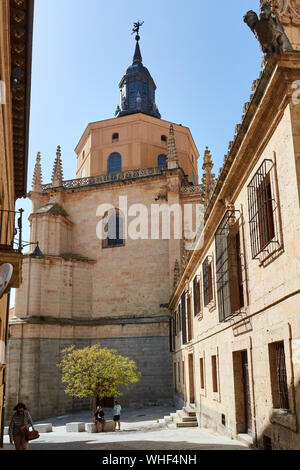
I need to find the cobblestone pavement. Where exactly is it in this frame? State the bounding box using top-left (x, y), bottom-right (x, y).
top-left (3, 406), bottom-right (250, 451)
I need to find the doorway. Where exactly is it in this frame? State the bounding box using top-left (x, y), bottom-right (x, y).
top-left (233, 350), bottom-right (252, 435)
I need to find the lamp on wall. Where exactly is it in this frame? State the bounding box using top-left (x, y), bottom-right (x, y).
top-left (22, 241), bottom-right (44, 258)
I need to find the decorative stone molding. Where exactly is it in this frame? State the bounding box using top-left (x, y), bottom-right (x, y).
top-left (42, 166), bottom-right (167, 193)
top-left (270, 0), bottom-right (300, 25)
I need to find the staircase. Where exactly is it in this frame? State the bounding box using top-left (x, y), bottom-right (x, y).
top-left (160, 406), bottom-right (198, 429)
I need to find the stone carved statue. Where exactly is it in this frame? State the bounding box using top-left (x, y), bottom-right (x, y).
top-left (244, 1), bottom-right (293, 59)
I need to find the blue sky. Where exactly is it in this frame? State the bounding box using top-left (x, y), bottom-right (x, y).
top-left (13, 0), bottom-right (262, 293)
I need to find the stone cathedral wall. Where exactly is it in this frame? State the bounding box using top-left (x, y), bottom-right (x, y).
top-left (4, 322), bottom-right (173, 423)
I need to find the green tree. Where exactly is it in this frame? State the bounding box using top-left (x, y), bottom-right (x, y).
top-left (57, 344), bottom-right (141, 409)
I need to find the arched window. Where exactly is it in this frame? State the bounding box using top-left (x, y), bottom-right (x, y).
top-left (161, 135), bottom-right (167, 143)
top-left (108, 153), bottom-right (122, 174)
top-left (112, 133), bottom-right (119, 141)
top-left (158, 154), bottom-right (167, 167)
top-left (106, 212), bottom-right (125, 248)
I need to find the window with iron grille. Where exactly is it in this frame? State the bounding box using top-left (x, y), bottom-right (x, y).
top-left (248, 160), bottom-right (281, 262)
top-left (187, 293), bottom-right (193, 341)
top-left (215, 210), bottom-right (244, 322)
top-left (203, 257), bottom-right (213, 307)
top-left (193, 276), bottom-right (201, 316)
top-left (181, 292), bottom-right (187, 345)
top-left (269, 341), bottom-right (290, 410)
top-left (169, 318), bottom-right (174, 352)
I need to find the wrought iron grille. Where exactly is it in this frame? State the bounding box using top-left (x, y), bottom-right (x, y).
top-left (215, 210), bottom-right (244, 322)
top-left (0, 209), bottom-right (23, 253)
top-left (247, 160), bottom-right (280, 261)
top-left (276, 342), bottom-right (289, 410)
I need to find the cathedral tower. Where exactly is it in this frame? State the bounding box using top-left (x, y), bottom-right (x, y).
top-left (5, 27), bottom-right (204, 421)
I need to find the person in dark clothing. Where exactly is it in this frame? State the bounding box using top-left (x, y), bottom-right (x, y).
top-left (9, 403), bottom-right (34, 450)
top-left (94, 405), bottom-right (105, 432)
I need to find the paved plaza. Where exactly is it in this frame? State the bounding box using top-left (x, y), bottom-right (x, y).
top-left (3, 406), bottom-right (250, 450)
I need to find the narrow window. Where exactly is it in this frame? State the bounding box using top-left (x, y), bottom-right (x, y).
top-left (161, 135), bottom-right (167, 143)
top-left (269, 341), bottom-right (289, 410)
top-left (212, 355), bottom-right (218, 393)
top-left (181, 292), bottom-right (187, 345)
top-left (112, 133), bottom-right (119, 141)
top-left (203, 257), bottom-right (213, 307)
top-left (158, 154), bottom-right (167, 167)
top-left (193, 276), bottom-right (201, 316)
top-left (187, 293), bottom-right (193, 341)
top-left (107, 213), bottom-right (124, 247)
top-left (200, 358), bottom-right (205, 390)
top-left (108, 152), bottom-right (122, 174)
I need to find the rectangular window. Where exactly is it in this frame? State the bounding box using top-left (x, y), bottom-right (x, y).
top-left (174, 363), bottom-right (177, 392)
top-left (200, 357), bottom-right (205, 390)
top-left (169, 318), bottom-right (174, 353)
top-left (212, 355), bottom-right (218, 393)
top-left (203, 257), bottom-right (214, 307)
top-left (193, 276), bottom-right (201, 316)
top-left (215, 211), bottom-right (245, 322)
top-left (187, 293), bottom-right (193, 342)
top-left (269, 341), bottom-right (289, 410)
top-left (248, 159), bottom-right (280, 261)
top-left (181, 292), bottom-right (187, 345)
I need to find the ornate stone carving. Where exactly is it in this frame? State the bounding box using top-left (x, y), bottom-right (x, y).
top-left (42, 166), bottom-right (167, 193)
top-left (267, 0), bottom-right (300, 25)
top-left (244, 1), bottom-right (293, 59)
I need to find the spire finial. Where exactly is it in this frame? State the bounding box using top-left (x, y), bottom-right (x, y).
top-left (132, 20), bottom-right (144, 41)
top-left (51, 145), bottom-right (64, 187)
top-left (32, 152), bottom-right (43, 191)
top-left (202, 147), bottom-right (215, 206)
top-left (132, 21), bottom-right (144, 65)
top-left (167, 124), bottom-right (179, 169)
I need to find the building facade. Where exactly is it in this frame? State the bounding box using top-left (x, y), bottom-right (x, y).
top-left (0, 0), bottom-right (34, 447)
top-left (169, 3), bottom-right (300, 450)
top-left (5, 35), bottom-right (205, 421)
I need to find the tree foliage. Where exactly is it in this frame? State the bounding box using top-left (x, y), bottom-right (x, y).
top-left (57, 344), bottom-right (141, 402)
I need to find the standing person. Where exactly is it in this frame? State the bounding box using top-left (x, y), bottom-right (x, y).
top-left (8, 403), bottom-right (34, 450)
top-left (94, 405), bottom-right (106, 432)
top-left (112, 400), bottom-right (122, 431)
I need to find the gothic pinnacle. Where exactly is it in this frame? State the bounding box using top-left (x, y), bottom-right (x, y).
top-left (51, 145), bottom-right (64, 187)
top-left (167, 124), bottom-right (178, 169)
top-left (32, 152), bottom-right (43, 191)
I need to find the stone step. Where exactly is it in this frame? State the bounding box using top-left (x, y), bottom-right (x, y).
top-left (183, 407), bottom-right (196, 417)
top-left (178, 411), bottom-right (197, 423)
top-left (237, 433), bottom-right (254, 448)
top-left (176, 421), bottom-right (198, 428)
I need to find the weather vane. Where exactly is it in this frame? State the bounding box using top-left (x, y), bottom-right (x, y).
top-left (132, 21), bottom-right (144, 41)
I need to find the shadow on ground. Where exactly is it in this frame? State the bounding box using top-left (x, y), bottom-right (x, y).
top-left (3, 440), bottom-right (250, 451)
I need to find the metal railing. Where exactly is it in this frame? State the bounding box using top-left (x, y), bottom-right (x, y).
top-left (0, 209), bottom-right (23, 253)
